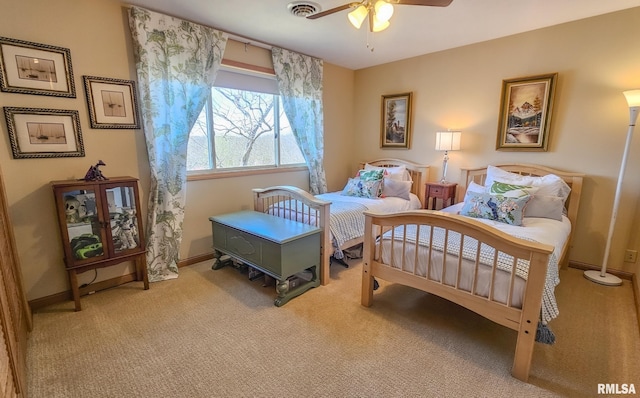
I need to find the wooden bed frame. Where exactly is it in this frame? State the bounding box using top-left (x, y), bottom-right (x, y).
top-left (253, 159), bottom-right (429, 286)
top-left (361, 164), bottom-right (584, 382)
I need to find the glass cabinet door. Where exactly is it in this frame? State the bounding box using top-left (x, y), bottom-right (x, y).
top-left (105, 184), bottom-right (141, 255)
top-left (59, 187), bottom-right (106, 262)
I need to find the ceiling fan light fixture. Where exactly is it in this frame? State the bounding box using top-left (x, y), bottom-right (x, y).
top-left (374, 1), bottom-right (394, 22)
top-left (371, 14), bottom-right (390, 32)
top-left (348, 5), bottom-right (368, 29)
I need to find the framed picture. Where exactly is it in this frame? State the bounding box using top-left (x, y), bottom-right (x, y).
top-left (0, 36), bottom-right (75, 97)
top-left (381, 92), bottom-right (412, 149)
top-left (83, 76), bottom-right (140, 129)
top-left (3, 107), bottom-right (85, 159)
top-left (496, 73), bottom-right (557, 151)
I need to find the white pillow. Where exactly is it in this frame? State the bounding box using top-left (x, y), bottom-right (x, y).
top-left (364, 163), bottom-right (410, 181)
top-left (465, 180), bottom-right (486, 194)
top-left (485, 165), bottom-right (571, 203)
top-left (382, 178), bottom-right (412, 200)
top-left (524, 195), bottom-right (564, 221)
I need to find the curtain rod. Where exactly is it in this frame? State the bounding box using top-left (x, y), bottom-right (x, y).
top-left (123, 3), bottom-right (316, 58)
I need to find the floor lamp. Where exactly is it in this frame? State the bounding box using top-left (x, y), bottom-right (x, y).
top-left (584, 89), bottom-right (640, 286)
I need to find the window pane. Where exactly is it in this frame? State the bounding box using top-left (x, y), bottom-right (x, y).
top-left (278, 102), bottom-right (305, 165)
top-left (187, 106), bottom-right (211, 171)
top-left (213, 88), bottom-right (275, 168)
top-left (186, 84), bottom-right (307, 172)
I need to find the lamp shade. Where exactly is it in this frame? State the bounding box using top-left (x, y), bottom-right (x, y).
top-left (623, 89), bottom-right (640, 108)
top-left (348, 5), bottom-right (368, 29)
top-left (371, 15), bottom-right (390, 32)
top-left (374, 1), bottom-right (394, 22)
top-left (435, 131), bottom-right (461, 151)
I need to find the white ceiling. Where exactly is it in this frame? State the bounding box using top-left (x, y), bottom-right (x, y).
top-left (125, 0), bottom-right (640, 70)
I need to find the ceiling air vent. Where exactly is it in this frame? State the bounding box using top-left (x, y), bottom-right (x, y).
top-left (288, 1), bottom-right (320, 18)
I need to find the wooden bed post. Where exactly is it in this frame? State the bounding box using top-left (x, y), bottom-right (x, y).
top-left (319, 206), bottom-right (331, 286)
top-left (511, 250), bottom-right (549, 381)
top-left (361, 214), bottom-right (374, 307)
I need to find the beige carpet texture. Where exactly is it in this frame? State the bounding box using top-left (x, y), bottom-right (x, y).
top-left (27, 259), bottom-right (640, 398)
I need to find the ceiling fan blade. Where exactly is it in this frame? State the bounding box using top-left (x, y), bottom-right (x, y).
top-left (389, 0), bottom-right (453, 6)
top-left (306, 2), bottom-right (362, 20)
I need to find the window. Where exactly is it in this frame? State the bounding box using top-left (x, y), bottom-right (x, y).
top-left (187, 67), bottom-right (305, 172)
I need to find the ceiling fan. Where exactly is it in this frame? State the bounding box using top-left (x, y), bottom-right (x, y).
top-left (307, 0), bottom-right (453, 32)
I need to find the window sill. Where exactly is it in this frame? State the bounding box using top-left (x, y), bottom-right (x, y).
top-left (187, 165), bottom-right (307, 181)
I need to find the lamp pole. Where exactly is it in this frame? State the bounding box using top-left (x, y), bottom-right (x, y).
top-left (584, 90), bottom-right (640, 286)
top-left (441, 150), bottom-right (449, 183)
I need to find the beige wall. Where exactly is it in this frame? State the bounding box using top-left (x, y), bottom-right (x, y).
top-left (353, 7), bottom-right (640, 274)
top-left (1, 0), bottom-right (638, 302)
top-left (0, 0), bottom-right (150, 300)
top-left (0, 0), bottom-right (354, 301)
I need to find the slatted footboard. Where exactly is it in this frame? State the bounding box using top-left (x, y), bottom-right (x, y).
top-left (361, 210), bottom-right (554, 382)
top-left (253, 186), bottom-right (332, 285)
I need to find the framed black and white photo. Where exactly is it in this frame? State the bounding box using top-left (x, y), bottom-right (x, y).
top-left (0, 36), bottom-right (75, 97)
top-left (381, 92), bottom-right (412, 149)
top-left (83, 76), bottom-right (140, 129)
top-left (496, 73), bottom-right (557, 151)
top-left (3, 107), bottom-right (84, 159)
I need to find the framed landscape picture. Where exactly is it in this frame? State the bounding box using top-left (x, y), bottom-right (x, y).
top-left (3, 107), bottom-right (85, 159)
top-left (83, 76), bottom-right (140, 129)
top-left (0, 36), bottom-right (75, 97)
top-left (381, 92), bottom-right (412, 149)
top-left (496, 73), bottom-right (557, 151)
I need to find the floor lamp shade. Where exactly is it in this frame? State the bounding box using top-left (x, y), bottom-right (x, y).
top-left (435, 131), bottom-right (461, 183)
top-left (584, 89), bottom-right (640, 286)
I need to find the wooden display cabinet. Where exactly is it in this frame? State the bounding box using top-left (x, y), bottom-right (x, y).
top-left (51, 177), bottom-right (149, 311)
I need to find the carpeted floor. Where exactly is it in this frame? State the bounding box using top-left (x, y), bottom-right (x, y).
top-left (27, 259), bottom-right (640, 397)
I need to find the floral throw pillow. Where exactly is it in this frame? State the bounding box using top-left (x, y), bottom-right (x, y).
top-left (356, 169), bottom-right (384, 182)
top-left (364, 164), bottom-right (410, 181)
top-left (352, 169), bottom-right (384, 197)
top-left (489, 180), bottom-right (564, 220)
top-left (342, 177), bottom-right (383, 199)
top-left (460, 192), bottom-right (531, 226)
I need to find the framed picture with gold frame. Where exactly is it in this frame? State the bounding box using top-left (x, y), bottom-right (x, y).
top-left (381, 92), bottom-right (412, 149)
top-left (0, 36), bottom-right (75, 97)
top-left (3, 107), bottom-right (85, 159)
top-left (83, 76), bottom-right (140, 129)
top-left (496, 73), bottom-right (557, 151)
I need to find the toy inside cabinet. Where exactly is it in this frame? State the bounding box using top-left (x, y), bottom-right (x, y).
top-left (51, 177), bottom-right (148, 311)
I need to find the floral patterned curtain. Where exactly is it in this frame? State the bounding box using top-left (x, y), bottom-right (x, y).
top-left (128, 7), bottom-right (228, 281)
top-left (271, 47), bottom-right (327, 194)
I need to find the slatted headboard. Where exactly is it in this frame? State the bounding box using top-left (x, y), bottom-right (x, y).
top-left (358, 158), bottom-right (430, 207)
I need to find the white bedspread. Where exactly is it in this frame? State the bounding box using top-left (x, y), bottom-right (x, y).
top-left (317, 192), bottom-right (421, 259)
top-left (440, 202), bottom-right (570, 262)
top-left (316, 192), bottom-right (422, 213)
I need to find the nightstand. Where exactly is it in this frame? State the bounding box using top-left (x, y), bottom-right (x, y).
top-left (425, 182), bottom-right (457, 210)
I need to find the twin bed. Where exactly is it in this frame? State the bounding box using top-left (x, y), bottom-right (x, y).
top-left (253, 159), bottom-right (429, 285)
top-left (251, 161), bottom-right (584, 382)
